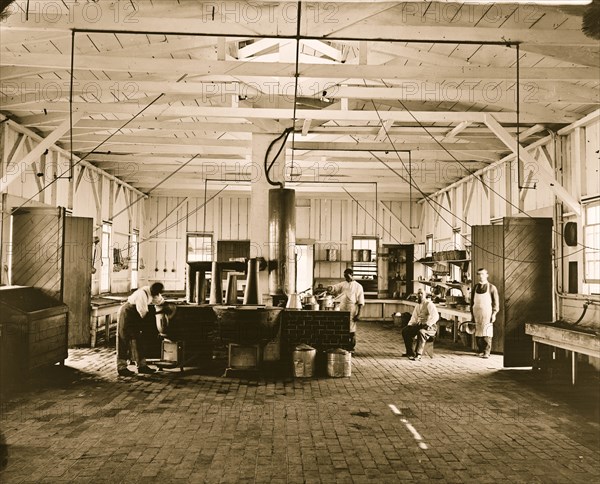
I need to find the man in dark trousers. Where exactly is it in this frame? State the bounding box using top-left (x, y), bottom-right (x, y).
top-left (470, 268), bottom-right (499, 359)
top-left (116, 282), bottom-right (165, 376)
top-left (402, 289), bottom-right (439, 361)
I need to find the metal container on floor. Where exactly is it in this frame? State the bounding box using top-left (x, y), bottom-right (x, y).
top-left (327, 348), bottom-right (352, 377)
top-left (292, 344), bottom-right (316, 377)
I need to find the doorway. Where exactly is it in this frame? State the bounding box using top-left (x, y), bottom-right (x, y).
top-left (296, 244), bottom-right (314, 294)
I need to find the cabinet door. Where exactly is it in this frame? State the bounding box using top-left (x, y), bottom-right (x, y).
top-left (63, 216), bottom-right (94, 346)
top-left (11, 207), bottom-right (63, 300)
top-left (471, 225), bottom-right (504, 353)
top-left (503, 218), bottom-right (552, 367)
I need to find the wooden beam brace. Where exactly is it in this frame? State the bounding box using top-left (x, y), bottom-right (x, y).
top-left (484, 114), bottom-right (581, 216)
top-left (443, 121), bottom-right (471, 142)
top-left (463, 180), bottom-right (477, 220)
top-left (91, 172), bottom-right (101, 219)
top-left (379, 201), bottom-right (415, 239)
top-left (5, 133), bottom-right (26, 171)
top-left (375, 120), bottom-right (393, 142)
top-left (520, 170), bottom-right (536, 207)
top-left (302, 119), bottom-right (312, 137)
top-left (149, 197), bottom-right (189, 235)
top-left (520, 124), bottom-right (546, 141)
top-left (114, 183), bottom-right (122, 205)
top-left (75, 165), bottom-right (86, 193)
top-left (0, 113), bottom-right (83, 193)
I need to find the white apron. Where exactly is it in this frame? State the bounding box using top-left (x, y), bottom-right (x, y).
top-left (340, 300), bottom-right (357, 333)
top-left (472, 284), bottom-right (494, 337)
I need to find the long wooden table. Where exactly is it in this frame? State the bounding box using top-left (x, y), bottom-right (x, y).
top-left (362, 299), bottom-right (471, 342)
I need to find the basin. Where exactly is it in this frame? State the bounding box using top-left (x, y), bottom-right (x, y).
top-left (212, 305), bottom-right (283, 345)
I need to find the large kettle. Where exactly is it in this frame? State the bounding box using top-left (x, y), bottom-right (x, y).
top-left (286, 293), bottom-right (302, 309)
top-left (155, 303), bottom-right (177, 336)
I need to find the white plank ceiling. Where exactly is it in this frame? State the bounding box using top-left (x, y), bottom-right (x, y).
top-left (1, 0), bottom-right (598, 199)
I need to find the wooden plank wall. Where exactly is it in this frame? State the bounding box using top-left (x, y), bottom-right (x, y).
top-left (141, 196), bottom-right (415, 290)
top-left (419, 116), bottom-right (599, 321)
top-left (0, 119), bottom-right (143, 296)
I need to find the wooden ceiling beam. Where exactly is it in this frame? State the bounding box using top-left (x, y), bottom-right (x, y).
top-left (21, 101), bottom-right (578, 124)
top-left (3, 12), bottom-right (596, 46)
top-left (2, 53), bottom-right (597, 81)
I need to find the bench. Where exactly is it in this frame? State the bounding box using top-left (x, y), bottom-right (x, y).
top-left (90, 297), bottom-right (123, 347)
top-left (525, 322), bottom-right (600, 385)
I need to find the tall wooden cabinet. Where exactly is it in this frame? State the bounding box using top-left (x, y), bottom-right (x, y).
top-left (471, 217), bottom-right (552, 367)
top-left (378, 244), bottom-right (414, 299)
top-left (12, 207), bottom-right (93, 346)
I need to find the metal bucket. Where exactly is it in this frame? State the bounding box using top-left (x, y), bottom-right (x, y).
top-left (360, 249), bottom-right (372, 262)
top-left (351, 249), bottom-right (362, 262)
top-left (325, 248), bottom-right (338, 261)
top-left (327, 348), bottom-right (351, 377)
top-left (292, 344), bottom-right (316, 377)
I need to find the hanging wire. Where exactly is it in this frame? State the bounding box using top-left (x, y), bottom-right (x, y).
top-left (2, 93), bottom-right (166, 225)
top-left (367, 99), bottom-right (587, 263)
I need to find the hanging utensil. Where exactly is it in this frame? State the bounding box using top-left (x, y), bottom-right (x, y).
top-left (163, 242), bottom-right (168, 273)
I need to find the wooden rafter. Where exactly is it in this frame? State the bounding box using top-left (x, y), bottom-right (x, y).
top-left (484, 114), bottom-right (581, 216)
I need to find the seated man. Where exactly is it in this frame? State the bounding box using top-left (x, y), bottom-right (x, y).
top-left (402, 289), bottom-right (439, 361)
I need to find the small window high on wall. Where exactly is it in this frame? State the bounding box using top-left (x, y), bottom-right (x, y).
top-left (100, 223), bottom-right (111, 293)
top-left (130, 230), bottom-right (139, 290)
top-left (187, 233), bottom-right (213, 262)
top-left (584, 201), bottom-right (600, 293)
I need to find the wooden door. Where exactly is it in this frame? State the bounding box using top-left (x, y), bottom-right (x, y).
top-left (471, 225), bottom-right (505, 353)
top-left (503, 218), bottom-right (552, 367)
top-left (11, 207), bottom-right (63, 300)
top-left (63, 216), bottom-right (93, 346)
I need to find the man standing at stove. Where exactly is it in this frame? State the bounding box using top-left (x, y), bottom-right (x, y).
top-left (328, 268), bottom-right (365, 352)
top-left (470, 268), bottom-right (499, 359)
top-left (116, 282), bottom-right (165, 376)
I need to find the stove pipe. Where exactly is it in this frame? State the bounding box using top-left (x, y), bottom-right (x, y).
top-left (268, 188), bottom-right (296, 297)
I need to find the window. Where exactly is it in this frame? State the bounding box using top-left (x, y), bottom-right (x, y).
top-left (130, 229), bottom-right (139, 290)
top-left (584, 201), bottom-right (600, 285)
top-left (100, 223), bottom-right (112, 293)
top-left (187, 233), bottom-right (213, 262)
top-left (425, 235), bottom-right (433, 258)
top-left (352, 237), bottom-right (378, 297)
top-left (451, 229), bottom-right (462, 282)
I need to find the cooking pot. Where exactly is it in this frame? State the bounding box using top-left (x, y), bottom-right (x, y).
top-left (301, 294), bottom-right (317, 306)
top-left (318, 295), bottom-right (334, 310)
top-left (325, 248), bottom-right (338, 261)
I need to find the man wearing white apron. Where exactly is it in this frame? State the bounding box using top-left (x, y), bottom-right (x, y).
top-left (470, 268), bottom-right (499, 359)
top-left (328, 268), bottom-right (365, 351)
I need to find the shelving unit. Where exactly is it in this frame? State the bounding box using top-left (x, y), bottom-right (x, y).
top-left (378, 244), bottom-right (414, 299)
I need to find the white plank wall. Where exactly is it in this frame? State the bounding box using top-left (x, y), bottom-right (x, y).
top-left (0, 119), bottom-right (142, 295)
top-left (418, 117), bottom-right (600, 327)
top-left (141, 196), bottom-right (416, 290)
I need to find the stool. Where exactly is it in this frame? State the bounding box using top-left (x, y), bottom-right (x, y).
top-left (422, 335), bottom-right (436, 358)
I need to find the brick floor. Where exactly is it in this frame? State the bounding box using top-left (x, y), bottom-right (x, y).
top-left (1, 321), bottom-right (599, 483)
